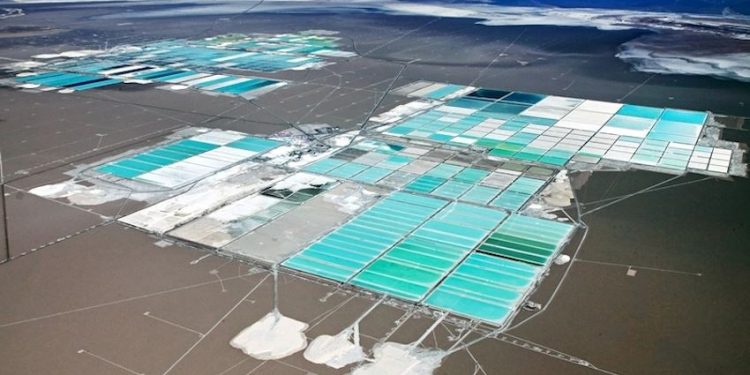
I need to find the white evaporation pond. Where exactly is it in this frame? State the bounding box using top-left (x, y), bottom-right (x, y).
top-left (222, 182), bottom-right (382, 264)
top-left (168, 194), bottom-right (281, 248)
top-left (118, 164), bottom-right (287, 234)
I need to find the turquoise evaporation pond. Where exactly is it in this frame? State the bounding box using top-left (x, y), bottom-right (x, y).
top-left (631, 138), bottom-right (669, 165)
top-left (132, 42), bottom-right (323, 72)
top-left (96, 136), bottom-right (279, 180)
top-left (304, 150), bottom-right (412, 180)
top-left (490, 177), bottom-right (546, 211)
top-left (70, 78), bottom-right (122, 91)
top-left (616, 104), bottom-right (663, 119)
top-left (225, 136), bottom-right (281, 152)
top-left (16, 72), bottom-right (122, 91)
top-left (283, 193), bottom-right (575, 324)
top-left (214, 35), bottom-right (339, 53)
top-left (132, 69), bottom-right (188, 80)
top-left (350, 202), bottom-right (508, 301)
top-left (213, 78), bottom-right (277, 95)
top-left (145, 69), bottom-right (280, 96)
top-left (192, 75), bottom-right (238, 88)
top-left (445, 97), bottom-right (493, 110)
top-left (383, 94), bottom-right (538, 144)
top-left (49, 59), bottom-right (124, 74)
top-left (502, 92), bottom-right (546, 105)
top-left (425, 84), bottom-right (465, 99)
top-left (605, 115), bottom-right (657, 131)
top-left (304, 152), bottom-right (513, 208)
top-left (658, 146), bottom-right (692, 170)
top-left (148, 69), bottom-right (280, 95)
top-left (646, 118), bottom-right (703, 144)
top-left (97, 139), bottom-right (219, 179)
top-left (478, 213), bottom-right (575, 266)
top-left (301, 139), bottom-right (544, 211)
top-left (461, 185), bottom-right (502, 205)
top-left (386, 87), bottom-right (711, 170)
top-left (152, 70), bottom-right (199, 82)
top-left (283, 192), bottom-right (448, 282)
top-left (17, 72), bottom-right (96, 87)
top-left (425, 252), bottom-right (541, 325)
